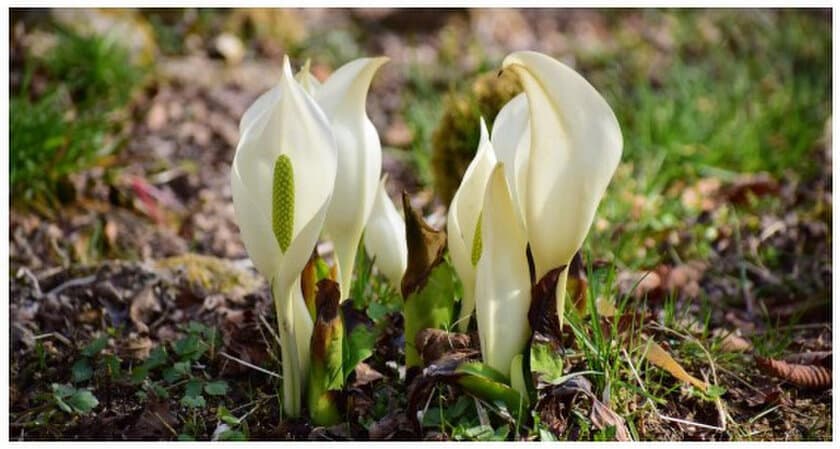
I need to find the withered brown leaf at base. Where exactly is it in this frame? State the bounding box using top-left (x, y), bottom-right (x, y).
top-left (755, 355), bottom-right (832, 389)
top-left (400, 191), bottom-right (447, 299)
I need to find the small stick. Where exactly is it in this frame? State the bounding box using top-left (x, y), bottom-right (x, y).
top-left (46, 274), bottom-right (97, 297)
top-left (658, 414), bottom-right (725, 432)
top-left (153, 411), bottom-right (178, 437)
top-left (219, 351), bottom-right (280, 379)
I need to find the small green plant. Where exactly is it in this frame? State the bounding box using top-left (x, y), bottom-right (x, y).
top-left (11, 27), bottom-right (144, 203)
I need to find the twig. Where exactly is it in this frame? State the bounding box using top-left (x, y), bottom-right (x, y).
top-left (658, 414), bottom-right (725, 432)
top-left (219, 351), bottom-right (281, 379)
top-left (46, 274), bottom-right (97, 297)
top-left (623, 348), bottom-right (726, 433)
top-left (17, 267), bottom-right (43, 297)
top-left (153, 411), bottom-right (178, 437)
top-left (33, 331), bottom-right (72, 347)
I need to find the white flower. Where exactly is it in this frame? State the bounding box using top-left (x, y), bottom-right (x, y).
top-left (363, 175), bottom-right (407, 287)
top-left (474, 162), bottom-right (532, 377)
top-left (316, 57), bottom-right (389, 301)
top-left (447, 118), bottom-right (497, 332)
top-left (502, 51), bottom-right (622, 327)
top-left (231, 55), bottom-right (337, 417)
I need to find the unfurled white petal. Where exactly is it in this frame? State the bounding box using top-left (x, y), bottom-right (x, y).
top-left (317, 57), bottom-right (389, 300)
top-left (448, 118), bottom-right (497, 332)
top-left (295, 59), bottom-right (322, 95)
top-left (364, 176), bottom-right (407, 287)
top-left (475, 163), bottom-right (531, 377)
top-left (491, 93), bottom-right (530, 228)
top-left (502, 51), bottom-right (622, 281)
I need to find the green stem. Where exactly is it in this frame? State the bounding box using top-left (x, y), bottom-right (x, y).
top-left (274, 281), bottom-right (302, 418)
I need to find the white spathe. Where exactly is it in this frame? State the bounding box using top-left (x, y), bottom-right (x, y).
top-left (230, 55), bottom-right (337, 417)
top-left (490, 92), bottom-right (530, 230)
top-left (502, 51), bottom-right (622, 327)
top-left (364, 175), bottom-right (408, 287)
top-left (317, 57), bottom-right (389, 301)
top-left (474, 163), bottom-right (532, 377)
top-left (447, 118), bottom-right (497, 332)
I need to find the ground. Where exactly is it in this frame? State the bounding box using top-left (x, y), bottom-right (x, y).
top-left (8, 8), bottom-right (832, 441)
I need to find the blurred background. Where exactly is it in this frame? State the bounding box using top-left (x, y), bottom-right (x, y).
top-left (11, 7), bottom-right (831, 300)
top-left (9, 9), bottom-right (832, 439)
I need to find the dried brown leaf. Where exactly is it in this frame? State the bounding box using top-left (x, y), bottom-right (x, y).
top-left (129, 285), bottom-right (160, 334)
top-left (724, 172), bottom-right (780, 204)
top-left (400, 191), bottom-right (447, 298)
top-left (590, 397), bottom-right (632, 441)
top-left (567, 252), bottom-right (588, 314)
top-left (415, 328), bottom-right (477, 366)
top-left (643, 337), bottom-right (708, 391)
top-left (783, 351), bottom-right (832, 368)
top-left (719, 332), bottom-right (754, 353)
top-left (353, 362), bottom-right (385, 387)
top-left (755, 355), bottom-right (832, 389)
top-left (528, 266), bottom-right (565, 341)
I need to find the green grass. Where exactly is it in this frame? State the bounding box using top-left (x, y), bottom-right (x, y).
top-left (586, 10), bottom-right (830, 268)
top-left (11, 26), bottom-right (145, 204)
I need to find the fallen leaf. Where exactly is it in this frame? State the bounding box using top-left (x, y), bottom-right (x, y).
top-left (643, 337), bottom-right (708, 391)
top-left (616, 270), bottom-right (662, 301)
top-left (724, 172), bottom-right (779, 205)
top-left (783, 351), bottom-right (832, 368)
top-left (129, 285), bottom-right (161, 334)
top-left (590, 397), bottom-right (632, 441)
top-left (716, 330), bottom-right (753, 353)
top-left (353, 362), bottom-right (385, 387)
top-left (415, 328), bottom-right (476, 367)
top-left (755, 355), bottom-right (831, 389)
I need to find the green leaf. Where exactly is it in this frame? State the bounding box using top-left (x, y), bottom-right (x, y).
top-left (148, 382), bottom-right (170, 399)
top-left (343, 325), bottom-right (375, 382)
top-left (130, 365), bottom-right (150, 384)
top-left (180, 394), bottom-right (206, 408)
top-left (219, 430), bottom-right (248, 441)
top-left (177, 434), bottom-right (195, 441)
top-left (539, 426), bottom-right (558, 441)
top-left (72, 358), bottom-right (93, 383)
top-left (172, 335), bottom-right (207, 361)
top-left (184, 379), bottom-right (203, 398)
top-left (530, 342), bottom-right (564, 384)
top-left (81, 335), bottom-right (109, 357)
top-left (52, 383), bottom-right (99, 414)
top-left (217, 406), bottom-right (242, 426)
top-left (146, 346), bottom-right (169, 369)
top-left (204, 380), bottom-right (229, 396)
top-left (186, 321), bottom-right (207, 335)
top-left (403, 261), bottom-right (456, 368)
top-left (101, 354), bottom-right (122, 380)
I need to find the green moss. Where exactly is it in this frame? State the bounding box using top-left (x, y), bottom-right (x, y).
top-left (431, 70), bottom-right (522, 205)
top-left (156, 254), bottom-right (262, 298)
